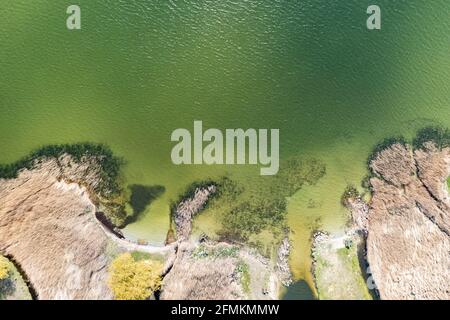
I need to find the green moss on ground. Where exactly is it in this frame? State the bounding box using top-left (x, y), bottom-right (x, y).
top-left (336, 246), bottom-right (372, 300)
top-left (235, 261), bottom-right (251, 295)
top-left (130, 251), bottom-right (165, 263)
top-left (313, 240), bottom-right (372, 300)
top-left (191, 244), bottom-right (240, 260)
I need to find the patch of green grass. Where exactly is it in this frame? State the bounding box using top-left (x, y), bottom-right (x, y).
top-left (214, 246), bottom-right (240, 258)
top-left (447, 177), bottom-right (450, 190)
top-left (191, 245), bottom-right (209, 259)
top-left (130, 251), bottom-right (152, 261)
top-left (313, 255), bottom-right (330, 286)
top-left (191, 244), bottom-right (240, 260)
top-left (130, 251), bottom-right (165, 263)
top-left (235, 261), bottom-right (251, 294)
top-left (337, 245), bottom-right (372, 300)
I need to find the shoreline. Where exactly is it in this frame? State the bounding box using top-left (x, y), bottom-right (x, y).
top-left (310, 128), bottom-right (450, 300)
top-left (0, 148), bottom-right (289, 300)
top-left (2, 128), bottom-right (448, 300)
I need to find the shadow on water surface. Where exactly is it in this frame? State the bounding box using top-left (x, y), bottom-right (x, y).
top-left (125, 185), bottom-right (165, 225)
top-left (282, 280), bottom-right (316, 300)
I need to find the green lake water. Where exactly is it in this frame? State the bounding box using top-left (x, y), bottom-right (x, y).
top-left (282, 280), bottom-right (315, 300)
top-left (1, 1), bottom-right (449, 288)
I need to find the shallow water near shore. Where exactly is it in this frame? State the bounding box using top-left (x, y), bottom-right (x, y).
top-left (1, 1), bottom-right (449, 295)
top-left (281, 280), bottom-right (315, 300)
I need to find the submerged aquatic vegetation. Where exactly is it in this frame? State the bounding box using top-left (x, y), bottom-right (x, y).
top-left (341, 184), bottom-right (361, 206)
top-left (0, 143), bottom-right (124, 198)
top-left (194, 158), bottom-right (326, 243)
top-left (221, 198), bottom-right (286, 241)
top-left (367, 136), bottom-right (408, 168)
top-left (413, 127), bottom-right (450, 150)
top-left (0, 143), bottom-right (129, 225)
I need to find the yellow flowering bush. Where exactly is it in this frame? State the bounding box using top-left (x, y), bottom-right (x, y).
top-left (0, 257), bottom-right (10, 280)
top-left (108, 252), bottom-right (163, 300)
